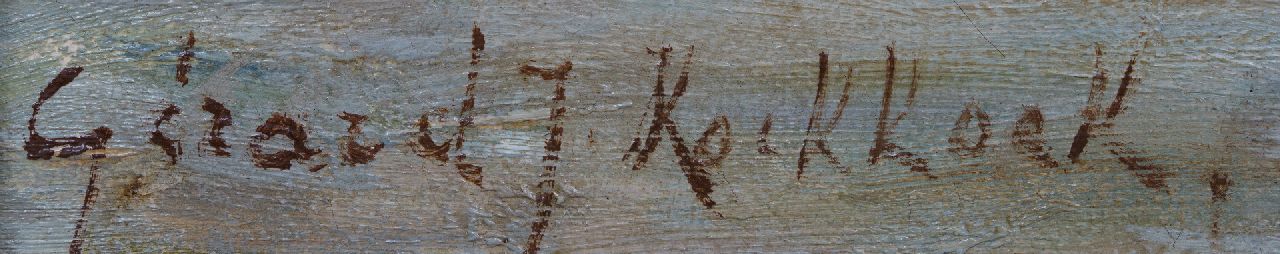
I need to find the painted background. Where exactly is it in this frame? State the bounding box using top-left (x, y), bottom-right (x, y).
top-left (2, 1), bottom-right (1278, 252)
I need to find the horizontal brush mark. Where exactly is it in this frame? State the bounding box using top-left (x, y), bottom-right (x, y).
top-left (756, 113), bottom-right (779, 155)
top-left (176, 31), bottom-right (196, 86)
top-left (69, 163), bottom-right (101, 254)
top-left (1106, 145), bottom-right (1172, 189)
top-left (797, 52), bottom-right (854, 179)
top-left (867, 47), bottom-right (932, 176)
top-left (622, 46), bottom-right (730, 210)
top-left (1011, 105), bottom-right (1059, 168)
top-left (248, 113), bottom-right (322, 171)
top-left (518, 60), bottom-right (573, 254)
top-left (200, 97), bottom-right (233, 157)
top-left (148, 104), bottom-right (183, 165)
top-left (337, 112), bottom-right (383, 166)
top-left (24, 67), bottom-right (115, 160)
top-left (947, 100), bottom-right (992, 158)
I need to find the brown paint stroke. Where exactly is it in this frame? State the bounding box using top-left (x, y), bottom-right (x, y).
top-left (200, 97), bottom-right (233, 156)
top-left (337, 112), bottom-right (384, 166)
top-left (622, 46), bottom-right (729, 209)
top-left (587, 128), bottom-right (597, 148)
top-left (619, 47), bottom-right (668, 163)
top-left (24, 67), bottom-right (115, 160)
top-left (408, 26), bottom-right (487, 187)
top-left (1106, 145), bottom-right (1172, 189)
top-left (1068, 43), bottom-right (1169, 190)
top-left (622, 46), bottom-right (673, 170)
top-left (866, 46), bottom-right (931, 176)
top-left (1067, 45), bottom-right (1109, 163)
top-left (1101, 54), bottom-right (1167, 191)
top-left (756, 113), bottom-right (779, 155)
top-left (148, 104), bottom-right (183, 165)
top-left (409, 113), bottom-right (453, 163)
top-left (68, 164), bottom-right (101, 254)
top-left (797, 52), bottom-right (855, 179)
top-left (1208, 170), bottom-right (1232, 250)
top-left (451, 25), bottom-right (486, 186)
top-left (1011, 105), bottom-right (1059, 168)
top-left (470, 25), bottom-right (485, 65)
top-left (115, 175), bottom-right (147, 209)
top-left (1105, 56), bottom-right (1139, 120)
top-left (518, 60), bottom-right (573, 254)
top-left (890, 59), bottom-right (921, 130)
top-left (947, 100), bottom-right (992, 158)
top-left (248, 113), bottom-right (322, 170)
top-left (176, 31), bottom-right (196, 86)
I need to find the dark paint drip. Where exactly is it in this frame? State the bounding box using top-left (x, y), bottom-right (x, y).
top-left (148, 104), bottom-right (182, 165)
top-left (797, 52), bottom-right (854, 178)
top-left (947, 100), bottom-right (992, 158)
top-left (756, 113), bottom-right (779, 155)
top-left (176, 31), bottom-right (196, 86)
top-left (248, 113), bottom-right (321, 170)
top-left (68, 164), bottom-right (100, 254)
top-left (1011, 105), bottom-right (1059, 168)
top-left (337, 112), bottom-right (384, 166)
top-left (519, 60), bottom-right (573, 254)
top-left (24, 67), bottom-right (115, 160)
top-left (200, 97), bottom-right (233, 156)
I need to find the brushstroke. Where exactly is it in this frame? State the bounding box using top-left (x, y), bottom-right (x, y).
top-left (68, 164), bottom-right (101, 254)
top-left (337, 112), bottom-right (384, 166)
top-left (248, 113), bottom-right (321, 170)
top-left (1011, 105), bottom-right (1059, 168)
top-left (175, 31), bottom-right (196, 86)
top-left (406, 25), bottom-right (487, 187)
top-left (24, 67), bottom-right (115, 160)
top-left (756, 113), bottom-right (779, 155)
top-left (622, 46), bottom-right (730, 209)
top-left (200, 97), bottom-right (233, 156)
top-left (518, 60), bottom-right (573, 254)
top-left (797, 52), bottom-right (855, 179)
top-left (866, 47), bottom-right (931, 176)
top-left (148, 104), bottom-right (182, 165)
top-left (947, 99), bottom-right (992, 158)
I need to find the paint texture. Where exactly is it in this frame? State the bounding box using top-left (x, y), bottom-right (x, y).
top-left (2, 1), bottom-right (1280, 253)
